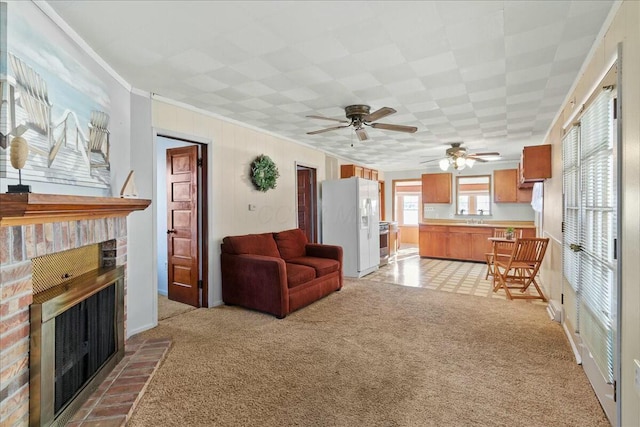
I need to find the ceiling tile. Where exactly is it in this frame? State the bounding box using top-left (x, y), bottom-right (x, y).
top-left (44, 0), bottom-right (615, 171)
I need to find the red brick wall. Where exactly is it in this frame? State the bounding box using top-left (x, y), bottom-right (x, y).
top-left (0, 216), bottom-right (128, 427)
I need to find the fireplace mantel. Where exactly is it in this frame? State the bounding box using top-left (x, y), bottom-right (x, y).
top-left (0, 193), bottom-right (151, 226)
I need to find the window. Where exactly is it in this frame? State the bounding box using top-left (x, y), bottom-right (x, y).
top-left (402, 195), bottom-right (419, 225)
top-left (455, 175), bottom-right (491, 215)
top-left (393, 180), bottom-right (421, 226)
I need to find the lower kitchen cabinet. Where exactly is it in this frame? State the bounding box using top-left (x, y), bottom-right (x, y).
top-left (419, 226), bottom-right (448, 258)
top-left (419, 224), bottom-right (533, 262)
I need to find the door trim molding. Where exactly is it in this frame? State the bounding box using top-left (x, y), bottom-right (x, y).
top-left (152, 128), bottom-right (213, 318)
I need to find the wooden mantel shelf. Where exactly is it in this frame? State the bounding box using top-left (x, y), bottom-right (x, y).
top-left (0, 193), bottom-right (151, 226)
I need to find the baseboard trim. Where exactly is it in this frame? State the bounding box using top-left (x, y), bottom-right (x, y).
top-left (547, 299), bottom-right (563, 322)
top-left (127, 322), bottom-right (156, 339)
top-left (562, 321), bottom-right (582, 365)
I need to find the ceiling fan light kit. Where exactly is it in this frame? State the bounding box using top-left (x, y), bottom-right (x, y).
top-left (425, 142), bottom-right (501, 171)
top-left (307, 104), bottom-right (417, 141)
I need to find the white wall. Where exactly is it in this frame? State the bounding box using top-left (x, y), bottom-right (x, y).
top-left (126, 92), bottom-right (155, 336)
top-left (151, 98), bottom-right (327, 307)
top-left (383, 161), bottom-right (536, 223)
top-left (155, 136), bottom-right (193, 296)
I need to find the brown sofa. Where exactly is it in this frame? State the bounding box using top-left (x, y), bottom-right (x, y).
top-left (220, 228), bottom-right (343, 318)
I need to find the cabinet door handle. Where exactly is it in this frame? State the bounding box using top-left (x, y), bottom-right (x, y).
top-left (167, 229), bottom-right (176, 234)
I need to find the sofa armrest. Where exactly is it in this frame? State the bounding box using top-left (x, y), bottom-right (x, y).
top-left (305, 243), bottom-right (343, 263)
top-left (221, 253), bottom-right (289, 317)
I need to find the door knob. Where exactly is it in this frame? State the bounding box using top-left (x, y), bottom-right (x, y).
top-left (167, 229), bottom-right (176, 234)
top-left (569, 243), bottom-right (582, 252)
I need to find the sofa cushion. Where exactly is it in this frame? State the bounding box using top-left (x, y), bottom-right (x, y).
top-left (274, 228), bottom-right (308, 260)
top-left (288, 256), bottom-right (340, 277)
top-left (285, 263), bottom-right (316, 288)
top-left (222, 233), bottom-right (280, 257)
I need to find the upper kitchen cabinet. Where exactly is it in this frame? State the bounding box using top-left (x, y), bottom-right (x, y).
top-left (341, 164), bottom-right (379, 181)
top-left (519, 145), bottom-right (551, 185)
top-left (421, 173), bottom-right (452, 204)
top-left (494, 169), bottom-right (532, 203)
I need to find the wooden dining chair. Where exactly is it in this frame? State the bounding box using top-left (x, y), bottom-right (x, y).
top-left (484, 228), bottom-right (522, 280)
top-left (493, 237), bottom-right (549, 301)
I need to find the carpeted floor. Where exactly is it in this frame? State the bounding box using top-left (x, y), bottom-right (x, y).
top-left (157, 294), bottom-right (197, 320)
top-left (130, 280), bottom-right (608, 427)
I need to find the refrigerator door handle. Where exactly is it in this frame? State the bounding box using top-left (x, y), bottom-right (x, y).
top-left (367, 198), bottom-right (372, 239)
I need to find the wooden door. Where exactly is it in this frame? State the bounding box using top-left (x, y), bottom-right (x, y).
top-left (166, 146), bottom-right (200, 307)
top-left (297, 166), bottom-right (317, 242)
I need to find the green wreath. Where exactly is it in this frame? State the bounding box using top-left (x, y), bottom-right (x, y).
top-left (251, 154), bottom-right (279, 192)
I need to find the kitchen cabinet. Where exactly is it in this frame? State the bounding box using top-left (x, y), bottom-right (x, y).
top-left (494, 169), bottom-right (532, 203)
top-left (519, 145), bottom-right (551, 184)
top-left (419, 225), bottom-right (448, 258)
top-left (341, 164), bottom-right (363, 178)
top-left (341, 164), bottom-right (379, 181)
top-left (419, 224), bottom-right (535, 262)
top-left (421, 173), bottom-right (452, 204)
top-left (447, 227), bottom-right (471, 260)
top-left (470, 229), bottom-right (494, 261)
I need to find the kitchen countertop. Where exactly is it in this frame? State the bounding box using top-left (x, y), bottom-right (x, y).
top-left (420, 220), bottom-right (536, 229)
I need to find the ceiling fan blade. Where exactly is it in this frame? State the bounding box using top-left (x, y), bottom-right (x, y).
top-left (355, 128), bottom-right (369, 141)
top-left (307, 125), bottom-right (350, 135)
top-left (420, 158), bottom-right (442, 164)
top-left (467, 157), bottom-right (489, 163)
top-left (370, 122), bottom-right (418, 133)
top-left (468, 152), bottom-right (500, 157)
top-left (364, 107), bottom-right (396, 122)
top-left (307, 115), bottom-right (349, 124)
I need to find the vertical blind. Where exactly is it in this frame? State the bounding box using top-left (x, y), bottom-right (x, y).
top-left (562, 88), bottom-right (616, 383)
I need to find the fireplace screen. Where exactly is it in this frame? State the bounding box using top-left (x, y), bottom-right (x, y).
top-left (30, 265), bottom-right (124, 427)
top-left (54, 284), bottom-right (116, 414)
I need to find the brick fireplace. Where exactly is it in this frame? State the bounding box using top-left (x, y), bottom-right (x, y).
top-left (0, 194), bottom-right (150, 426)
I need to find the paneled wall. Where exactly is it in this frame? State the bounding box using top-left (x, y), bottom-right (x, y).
top-left (152, 99), bottom-right (327, 306)
top-left (540, 1), bottom-right (640, 424)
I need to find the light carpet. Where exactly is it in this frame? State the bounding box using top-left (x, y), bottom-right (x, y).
top-left (157, 294), bottom-right (196, 321)
top-left (130, 280), bottom-right (608, 427)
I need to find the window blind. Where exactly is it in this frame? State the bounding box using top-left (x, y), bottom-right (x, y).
top-left (578, 88), bottom-right (615, 382)
top-left (562, 125), bottom-right (580, 291)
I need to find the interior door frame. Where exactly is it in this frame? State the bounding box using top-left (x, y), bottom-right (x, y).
top-left (295, 161), bottom-right (319, 242)
top-left (153, 129), bottom-right (211, 322)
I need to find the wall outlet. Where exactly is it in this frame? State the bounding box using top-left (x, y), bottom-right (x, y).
top-left (635, 359), bottom-right (640, 397)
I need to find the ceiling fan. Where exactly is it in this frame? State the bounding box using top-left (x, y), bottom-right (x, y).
top-left (306, 105), bottom-right (418, 141)
top-left (421, 143), bottom-right (501, 171)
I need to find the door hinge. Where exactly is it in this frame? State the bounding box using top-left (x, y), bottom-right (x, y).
top-left (561, 221), bottom-right (565, 233)
top-left (613, 380), bottom-right (616, 402)
top-left (197, 158), bottom-right (203, 167)
top-left (561, 293), bottom-right (564, 305)
top-left (613, 238), bottom-right (617, 260)
top-left (198, 280), bottom-right (203, 289)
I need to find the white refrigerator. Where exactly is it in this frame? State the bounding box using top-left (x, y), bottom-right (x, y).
top-left (322, 177), bottom-right (379, 278)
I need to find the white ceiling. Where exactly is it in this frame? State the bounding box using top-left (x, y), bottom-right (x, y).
top-left (46, 1), bottom-right (615, 171)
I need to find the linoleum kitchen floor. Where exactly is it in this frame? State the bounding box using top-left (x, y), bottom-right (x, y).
top-left (367, 245), bottom-right (546, 304)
